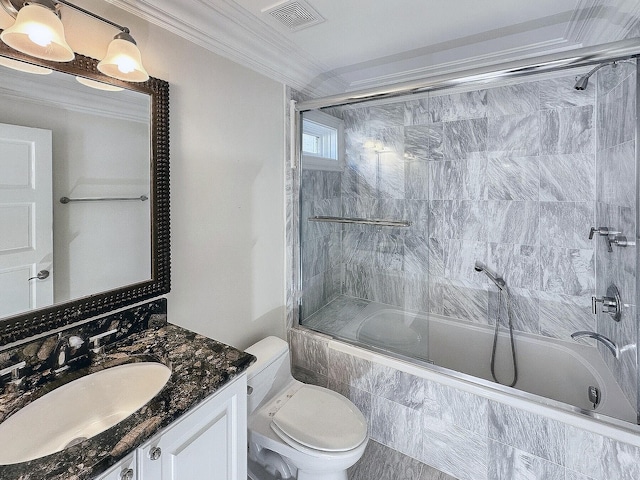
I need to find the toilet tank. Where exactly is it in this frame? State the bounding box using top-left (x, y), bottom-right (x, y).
top-left (245, 336), bottom-right (294, 414)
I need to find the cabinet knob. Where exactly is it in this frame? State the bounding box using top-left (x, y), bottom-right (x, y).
top-left (120, 469), bottom-right (134, 480)
top-left (149, 446), bottom-right (162, 461)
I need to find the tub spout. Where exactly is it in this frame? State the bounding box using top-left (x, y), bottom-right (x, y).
top-left (571, 331), bottom-right (619, 358)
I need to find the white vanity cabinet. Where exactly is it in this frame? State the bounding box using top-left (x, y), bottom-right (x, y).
top-left (94, 374), bottom-right (247, 480)
top-left (95, 454), bottom-right (136, 480)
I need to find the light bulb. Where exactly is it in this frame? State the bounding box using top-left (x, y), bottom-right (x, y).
top-left (27, 24), bottom-right (53, 46)
top-left (115, 56), bottom-right (136, 74)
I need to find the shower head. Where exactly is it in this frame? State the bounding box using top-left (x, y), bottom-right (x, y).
top-left (574, 61), bottom-right (628, 90)
top-left (574, 75), bottom-right (591, 91)
top-left (473, 261), bottom-right (506, 291)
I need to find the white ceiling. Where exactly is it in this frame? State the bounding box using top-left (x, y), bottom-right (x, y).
top-left (107, 0), bottom-right (640, 96)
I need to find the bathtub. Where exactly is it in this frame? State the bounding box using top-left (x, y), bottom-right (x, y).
top-left (306, 300), bottom-right (637, 424)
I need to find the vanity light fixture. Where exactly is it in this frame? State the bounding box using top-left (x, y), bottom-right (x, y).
top-left (0, 0), bottom-right (149, 82)
top-left (0, 0), bottom-right (73, 62)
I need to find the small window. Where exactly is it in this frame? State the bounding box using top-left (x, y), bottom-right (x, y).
top-left (301, 110), bottom-right (344, 171)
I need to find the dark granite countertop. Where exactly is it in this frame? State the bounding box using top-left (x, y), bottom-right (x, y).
top-left (0, 323), bottom-right (255, 480)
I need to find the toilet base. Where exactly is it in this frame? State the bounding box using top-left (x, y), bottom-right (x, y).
top-left (248, 442), bottom-right (353, 480)
top-left (297, 470), bottom-right (348, 480)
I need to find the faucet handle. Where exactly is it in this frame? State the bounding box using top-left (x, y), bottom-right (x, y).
top-left (608, 234), bottom-right (635, 250)
top-left (88, 328), bottom-right (118, 353)
top-left (0, 361), bottom-right (26, 385)
top-left (588, 226), bottom-right (620, 240)
top-left (591, 285), bottom-right (622, 321)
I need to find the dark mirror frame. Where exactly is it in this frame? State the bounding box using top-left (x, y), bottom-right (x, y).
top-left (0, 41), bottom-right (170, 345)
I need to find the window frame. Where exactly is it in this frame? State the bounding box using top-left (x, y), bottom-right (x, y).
top-left (301, 110), bottom-right (344, 172)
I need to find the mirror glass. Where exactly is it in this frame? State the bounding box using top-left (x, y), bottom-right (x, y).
top-left (0, 47), bottom-right (169, 344)
top-left (0, 66), bottom-right (151, 320)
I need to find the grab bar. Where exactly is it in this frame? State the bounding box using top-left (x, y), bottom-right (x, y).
top-left (571, 331), bottom-right (619, 358)
top-left (308, 216), bottom-right (412, 227)
top-left (60, 195), bottom-right (148, 204)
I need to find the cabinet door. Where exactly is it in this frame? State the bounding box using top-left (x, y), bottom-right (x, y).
top-left (139, 374), bottom-right (247, 480)
top-left (93, 454), bottom-right (136, 480)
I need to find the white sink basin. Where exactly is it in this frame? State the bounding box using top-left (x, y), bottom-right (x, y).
top-left (0, 361), bottom-right (171, 465)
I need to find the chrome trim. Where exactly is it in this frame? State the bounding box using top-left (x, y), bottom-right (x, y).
top-left (88, 328), bottom-right (118, 353)
top-left (308, 215), bottom-right (411, 227)
top-left (572, 331), bottom-right (619, 358)
top-left (0, 360), bottom-right (26, 379)
top-left (60, 195), bottom-right (148, 204)
top-left (296, 38), bottom-right (640, 111)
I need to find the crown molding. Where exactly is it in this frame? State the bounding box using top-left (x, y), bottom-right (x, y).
top-left (104, 0), bottom-right (347, 96)
top-left (565, 0), bottom-right (640, 44)
top-left (0, 68), bottom-right (148, 123)
top-left (105, 0), bottom-right (640, 97)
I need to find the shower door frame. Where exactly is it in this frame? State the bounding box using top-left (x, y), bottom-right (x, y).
top-left (291, 37), bottom-right (640, 428)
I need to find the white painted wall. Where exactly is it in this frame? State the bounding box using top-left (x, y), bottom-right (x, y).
top-left (48, 0), bottom-right (287, 349)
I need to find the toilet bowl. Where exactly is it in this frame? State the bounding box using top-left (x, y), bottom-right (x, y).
top-left (245, 337), bottom-right (368, 480)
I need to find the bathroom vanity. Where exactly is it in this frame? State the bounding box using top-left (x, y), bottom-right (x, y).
top-left (0, 309), bottom-right (255, 480)
top-left (96, 374), bottom-right (246, 480)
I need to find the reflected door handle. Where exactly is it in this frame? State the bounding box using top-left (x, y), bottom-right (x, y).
top-left (28, 270), bottom-right (50, 281)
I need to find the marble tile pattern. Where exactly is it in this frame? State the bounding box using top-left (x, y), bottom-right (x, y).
top-left (296, 66), bottom-right (639, 472)
top-left (298, 71), bottom-right (605, 344)
top-left (0, 300), bottom-right (255, 480)
top-left (290, 328), bottom-right (640, 480)
top-left (593, 63), bottom-right (638, 409)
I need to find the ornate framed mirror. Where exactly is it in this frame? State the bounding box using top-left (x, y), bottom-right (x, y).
top-left (0, 41), bottom-right (170, 345)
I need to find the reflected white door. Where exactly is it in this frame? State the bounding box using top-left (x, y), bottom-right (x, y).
top-left (0, 123), bottom-right (53, 317)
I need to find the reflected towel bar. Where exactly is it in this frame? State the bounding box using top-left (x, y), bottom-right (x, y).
top-left (308, 215), bottom-right (411, 227)
top-left (60, 195), bottom-right (149, 204)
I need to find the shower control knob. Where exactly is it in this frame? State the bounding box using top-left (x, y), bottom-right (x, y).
top-left (588, 226), bottom-right (619, 240)
top-left (608, 234), bottom-right (635, 249)
top-left (591, 284), bottom-right (622, 322)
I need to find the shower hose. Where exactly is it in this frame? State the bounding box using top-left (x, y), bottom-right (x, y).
top-left (490, 288), bottom-right (518, 387)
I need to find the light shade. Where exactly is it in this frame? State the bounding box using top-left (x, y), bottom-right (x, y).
top-left (97, 35), bottom-right (148, 83)
top-left (76, 76), bottom-right (124, 91)
top-left (0, 4), bottom-right (74, 62)
top-left (0, 55), bottom-right (52, 74)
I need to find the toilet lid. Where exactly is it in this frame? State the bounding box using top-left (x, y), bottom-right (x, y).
top-left (271, 385), bottom-right (367, 452)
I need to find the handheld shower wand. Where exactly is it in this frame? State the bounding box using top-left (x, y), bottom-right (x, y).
top-left (474, 261), bottom-right (506, 291)
top-left (473, 260), bottom-right (518, 387)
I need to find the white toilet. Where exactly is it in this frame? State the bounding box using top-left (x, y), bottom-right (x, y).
top-left (245, 336), bottom-right (368, 480)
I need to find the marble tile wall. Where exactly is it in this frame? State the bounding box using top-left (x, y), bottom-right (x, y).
top-left (299, 167), bottom-right (343, 319)
top-left (594, 62), bottom-right (638, 408)
top-left (324, 71), bottom-right (605, 345)
top-left (290, 328), bottom-right (640, 480)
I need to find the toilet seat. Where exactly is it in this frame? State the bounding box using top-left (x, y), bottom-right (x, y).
top-left (270, 385), bottom-right (367, 453)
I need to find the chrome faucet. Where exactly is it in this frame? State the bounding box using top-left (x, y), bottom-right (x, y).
top-left (52, 334), bottom-right (86, 372)
top-left (571, 331), bottom-right (619, 358)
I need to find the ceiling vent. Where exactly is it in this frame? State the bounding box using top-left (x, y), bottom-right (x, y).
top-left (263, 0), bottom-right (325, 32)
